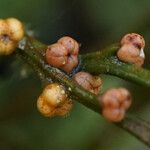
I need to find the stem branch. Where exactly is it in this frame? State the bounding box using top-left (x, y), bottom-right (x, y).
top-left (16, 37), bottom-right (150, 147)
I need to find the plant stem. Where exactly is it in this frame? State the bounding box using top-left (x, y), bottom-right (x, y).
top-left (81, 45), bottom-right (150, 87)
top-left (16, 37), bottom-right (150, 147)
top-left (119, 115), bottom-right (150, 147)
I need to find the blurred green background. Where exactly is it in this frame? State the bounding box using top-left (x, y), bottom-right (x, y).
top-left (0, 0), bottom-right (150, 150)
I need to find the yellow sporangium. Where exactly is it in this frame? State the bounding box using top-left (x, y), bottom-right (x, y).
top-left (0, 18), bottom-right (24, 55)
top-left (37, 83), bottom-right (73, 117)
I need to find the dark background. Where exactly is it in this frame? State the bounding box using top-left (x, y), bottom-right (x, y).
top-left (0, 0), bottom-right (149, 150)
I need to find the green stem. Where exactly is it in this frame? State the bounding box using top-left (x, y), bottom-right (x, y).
top-left (17, 38), bottom-right (99, 112)
top-left (81, 45), bottom-right (150, 87)
top-left (16, 37), bottom-right (150, 147)
top-left (119, 116), bottom-right (150, 147)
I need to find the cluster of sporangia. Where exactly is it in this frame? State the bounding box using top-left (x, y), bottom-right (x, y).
top-left (0, 18), bottom-right (146, 122)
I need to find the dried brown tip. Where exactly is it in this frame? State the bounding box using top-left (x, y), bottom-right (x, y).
top-left (46, 36), bottom-right (79, 73)
top-left (37, 83), bottom-right (73, 117)
top-left (99, 88), bottom-right (132, 122)
top-left (117, 33), bottom-right (145, 66)
top-left (73, 71), bottom-right (102, 95)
